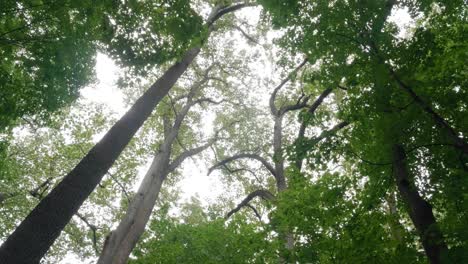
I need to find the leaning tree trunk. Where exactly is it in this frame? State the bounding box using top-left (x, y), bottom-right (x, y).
top-left (98, 151), bottom-right (169, 264)
top-left (0, 3), bottom-right (252, 262)
top-left (392, 144), bottom-right (448, 264)
top-left (0, 47), bottom-right (200, 264)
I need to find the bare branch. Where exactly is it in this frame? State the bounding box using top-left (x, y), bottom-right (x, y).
top-left (225, 189), bottom-right (275, 219)
top-left (315, 121), bottom-right (350, 142)
top-left (270, 59), bottom-right (308, 116)
top-left (106, 171), bottom-right (131, 203)
top-left (208, 153), bottom-right (277, 178)
top-left (167, 120), bottom-right (239, 173)
top-left (222, 165), bottom-right (262, 184)
top-left (194, 98), bottom-right (226, 106)
top-left (75, 212), bottom-right (100, 254)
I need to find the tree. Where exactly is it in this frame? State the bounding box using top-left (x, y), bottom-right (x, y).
top-left (260, 0), bottom-right (467, 262)
top-left (209, 56), bottom-right (347, 261)
top-left (0, 2), bottom-right (255, 263)
top-left (98, 61), bottom-right (234, 264)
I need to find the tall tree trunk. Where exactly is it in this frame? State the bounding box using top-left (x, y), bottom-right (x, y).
top-left (273, 116), bottom-right (286, 191)
top-left (98, 151), bottom-right (169, 264)
top-left (0, 47), bottom-right (200, 264)
top-left (273, 115), bottom-right (295, 262)
top-left (392, 144), bottom-right (448, 264)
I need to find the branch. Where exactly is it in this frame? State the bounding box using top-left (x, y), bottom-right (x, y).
top-left (208, 153), bottom-right (276, 178)
top-left (194, 97), bottom-right (226, 106)
top-left (222, 165), bottom-right (262, 184)
top-left (278, 94), bottom-right (310, 116)
top-left (270, 59), bottom-right (308, 116)
top-left (166, 121), bottom-right (235, 173)
top-left (207, 2), bottom-right (258, 28)
top-left (314, 121), bottom-right (350, 142)
top-left (229, 24), bottom-right (259, 45)
top-left (295, 121), bottom-right (350, 169)
top-left (297, 87), bottom-right (333, 141)
top-left (167, 139), bottom-right (216, 173)
top-left (245, 203), bottom-right (262, 221)
top-left (75, 212), bottom-right (99, 254)
top-left (106, 171), bottom-right (131, 203)
top-left (225, 189), bottom-right (275, 219)
top-left (347, 148), bottom-right (392, 166)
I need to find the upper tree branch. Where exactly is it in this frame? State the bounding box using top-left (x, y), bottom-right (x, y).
top-left (208, 153), bottom-right (277, 178)
top-left (245, 203), bottom-right (262, 221)
top-left (206, 2), bottom-right (258, 28)
top-left (225, 189), bottom-right (275, 219)
top-left (167, 139), bottom-right (217, 174)
top-left (297, 87), bottom-right (333, 140)
top-left (278, 94), bottom-right (310, 116)
top-left (270, 59), bottom-right (308, 116)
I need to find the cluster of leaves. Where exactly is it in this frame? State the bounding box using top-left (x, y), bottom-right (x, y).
top-left (0, 0), bottom-right (117, 130)
top-left (131, 199), bottom-right (275, 264)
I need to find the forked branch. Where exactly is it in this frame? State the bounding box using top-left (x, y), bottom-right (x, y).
top-left (225, 189), bottom-right (275, 219)
top-left (270, 59), bottom-right (308, 116)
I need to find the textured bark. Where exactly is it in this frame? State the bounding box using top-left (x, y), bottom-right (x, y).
top-left (0, 47), bottom-right (200, 264)
top-left (392, 144), bottom-right (448, 264)
top-left (98, 152), bottom-right (169, 264)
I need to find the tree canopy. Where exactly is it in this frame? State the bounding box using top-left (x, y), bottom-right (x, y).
top-left (0, 0), bottom-right (467, 263)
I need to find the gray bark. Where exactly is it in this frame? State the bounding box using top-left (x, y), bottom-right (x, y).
top-left (98, 151), bottom-right (169, 264)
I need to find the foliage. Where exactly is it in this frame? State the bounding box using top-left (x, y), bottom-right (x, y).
top-left (131, 200), bottom-right (274, 264)
top-left (0, 0), bottom-right (116, 130)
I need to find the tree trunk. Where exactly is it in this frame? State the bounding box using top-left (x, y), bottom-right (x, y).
top-left (98, 151), bottom-right (169, 264)
top-left (273, 115), bottom-right (295, 263)
top-left (273, 116), bottom-right (286, 190)
top-left (0, 47), bottom-right (200, 264)
top-left (392, 144), bottom-right (448, 264)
